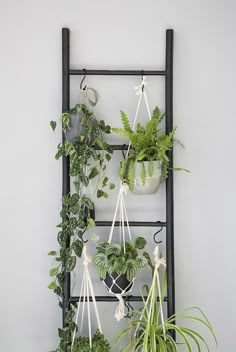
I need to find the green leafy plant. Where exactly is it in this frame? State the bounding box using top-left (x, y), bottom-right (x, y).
top-left (93, 237), bottom-right (150, 282)
top-left (115, 274), bottom-right (217, 352)
top-left (71, 330), bottom-right (110, 352)
top-left (49, 104), bottom-right (114, 351)
top-left (112, 107), bottom-right (186, 189)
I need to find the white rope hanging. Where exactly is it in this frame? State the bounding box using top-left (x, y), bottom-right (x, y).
top-left (71, 245), bottom-right (102, 350)
top-left (134, 245), bottom-right (166, 339)
top-left (104, 77), bottom-right (153, 321)
top-left (105, 182), bottom-right (134, 321)
top-left (126, 76), bottom-right (152, 158)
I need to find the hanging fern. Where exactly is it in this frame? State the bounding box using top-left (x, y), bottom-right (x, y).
top-left (112, 107), bottom-right (185, 189)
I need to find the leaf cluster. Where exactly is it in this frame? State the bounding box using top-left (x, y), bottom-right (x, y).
top-left (93, 237), bottom-right (151, 282)
top-left (71, 330), bottom-right (110, 352)
top-left (112, 107), bottom-right (176, 189)
top-left (115, 275), bottom-right (217, 352)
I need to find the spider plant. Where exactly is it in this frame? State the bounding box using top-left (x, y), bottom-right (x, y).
top-left (115, 274), bottom-right (217, 352)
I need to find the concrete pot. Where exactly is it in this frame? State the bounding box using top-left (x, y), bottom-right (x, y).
top-left (132, 160), bottom-right (162, 195)
top-left (65, 112), bottom-right (97, 143)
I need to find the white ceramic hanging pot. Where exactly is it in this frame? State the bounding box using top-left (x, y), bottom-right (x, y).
top-left (132, 160), bottom-right (162, 195)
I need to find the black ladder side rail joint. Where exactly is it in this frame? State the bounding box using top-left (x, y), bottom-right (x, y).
top-left (61, 26), bottom-right (175, 329)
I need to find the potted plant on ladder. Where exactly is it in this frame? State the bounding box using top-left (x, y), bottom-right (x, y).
top-left (115, 246), bottom-right (217, 351)
top-left (92, 183), bottom-right (152, 321)
top-left (112, 106), bottom-right (180, 195)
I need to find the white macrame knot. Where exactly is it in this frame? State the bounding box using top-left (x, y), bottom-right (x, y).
top-left (153, 246), bottom-right (166, 269)
top-left (115, 294), bottom-right (125, 321)
top-left (83, 245), bottom-right (91, 267)
top-left (121, 182), bottom-right (129, 194)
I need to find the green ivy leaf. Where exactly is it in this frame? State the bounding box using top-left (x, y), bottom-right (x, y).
top-left (72, 240), bottom-right (83, 257)
top-left (65, 256), bottom-right (76, 272)
top-left (82, 196), bottom-right (94, 210)
top-left (50, 267), bottom-right (59, 277)
top-left (48, 281), bottom-right (57, 289)
top-left (48, 251), bottom-right (57, 256)
top-left (105, 153), bottom-right (111, 161)
top-left (97, 190), bottom-right (108, 199)
top-left (102, 176), bottom-right (108, 188)
top-left (61, 112), bottom-right (71, 129)
top-left (87, 217), bottom-right (95, 228)
top-left (50, 120), bottom-right (57, 131)
top-left (135, 237), bottom-right (147, 249)
top-left (89, 167), bottom-right (99, 179)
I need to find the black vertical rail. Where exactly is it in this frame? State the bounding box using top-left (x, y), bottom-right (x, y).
top-left (62, 27), bottom-right (71, 327)
top-left (165, 29), bottom-right (175, 323)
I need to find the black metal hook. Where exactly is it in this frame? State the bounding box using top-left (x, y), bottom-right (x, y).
top-left (124, 296), bottom-right (134, 319)
top-left (81, 226), bottom-right (88, 243)
top-left (141, 69), bottom-right (145, 92)
top-left (122, 144), bottom-right (127, 159)
top-left (153, 221), bottom-right (164, 244)
top-left (80, 68), bottom-right (87, 91)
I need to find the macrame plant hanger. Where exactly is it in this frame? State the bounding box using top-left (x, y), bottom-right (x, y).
top-left (134, 245), bottom-right (166, 340)
top-left (71, 245), bottom-right (103, 351)
top-left (103, 76), bottom-right (153, 321)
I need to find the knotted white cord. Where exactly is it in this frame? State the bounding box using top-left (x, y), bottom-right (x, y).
top-left (71, 246), bottom-right (102, 350)
top-left (134, 246), bottom-right (166, 339)
top-left (105, 77), bottom-right (153, 321)
top-left (115, 294), bottom-right (126, 322)
top-left (126, 76), bottom-right (152, 159)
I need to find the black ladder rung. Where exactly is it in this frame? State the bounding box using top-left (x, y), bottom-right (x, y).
top-left (69, 69), bottom-right (166, 76)
top-left (70, 295), bottom-right (168, 303)
top-left (92, 144), bottom-right (128, 151)
top-left (95, 221), bottom-right (166, 227)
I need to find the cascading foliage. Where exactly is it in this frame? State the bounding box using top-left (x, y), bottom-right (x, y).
top-left (48, 104), bottom-right (114, 352)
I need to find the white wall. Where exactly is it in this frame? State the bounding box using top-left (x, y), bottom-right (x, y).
top-left (0, 0), bottom-right (235, 351)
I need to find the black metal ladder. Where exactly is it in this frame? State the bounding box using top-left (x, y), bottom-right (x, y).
top-left (61, 27), bottom-right (174, 327)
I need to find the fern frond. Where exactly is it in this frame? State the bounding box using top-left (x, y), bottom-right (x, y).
top-left (120, 111), bottom-right (133, 133)
top-left (149, 160), bottom-right (154, 177)
top-left (127, 159), bottom-right (135, 190)
top-left (141, 162), bottom-right (146, 185)
top-left (112, 128), bottom-right (132, 140)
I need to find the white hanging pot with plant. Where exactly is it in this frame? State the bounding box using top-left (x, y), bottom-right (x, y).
top-left (132, 160), bottom-right (162, 195)
top-left (113, 76), bottom-right (186, 195)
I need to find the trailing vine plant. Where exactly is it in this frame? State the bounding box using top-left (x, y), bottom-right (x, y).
top-left (48, 104), bottom-right (114, 351)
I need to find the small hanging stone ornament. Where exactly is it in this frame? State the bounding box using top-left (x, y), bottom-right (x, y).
top-left (65, 77), bottom-right (99, 142)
